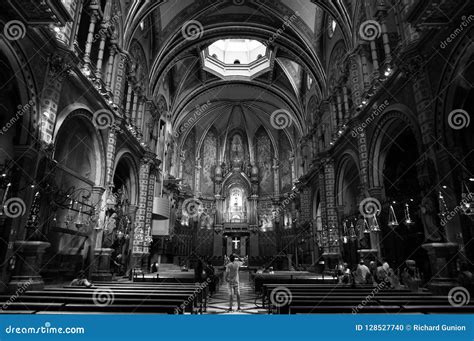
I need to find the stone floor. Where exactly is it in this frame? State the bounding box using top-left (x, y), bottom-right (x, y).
top-left (206, 271), bottom-right (267, 314)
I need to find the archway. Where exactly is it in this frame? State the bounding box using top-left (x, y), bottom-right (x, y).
top-left (42, 111), bottom-right (104, 280)
top-left (336, 154), bottom-right (363, 266)
top-left (370, 113), bottom-right (428, 276)
top-left (107, 154), bottom-right (139, 274)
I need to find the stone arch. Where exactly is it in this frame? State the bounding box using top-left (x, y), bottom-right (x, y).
top-left (113, 150), bottom-right (139, 206)
top-left (336, 151), bottom-right (361, 216)
top-left (367, 105), bottom-right (422, 190)
top-left (53, 109), bottom-right (106, 187)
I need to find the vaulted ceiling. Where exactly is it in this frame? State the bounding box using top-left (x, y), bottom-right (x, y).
top-left (118, 0), bottom-right (354, 150)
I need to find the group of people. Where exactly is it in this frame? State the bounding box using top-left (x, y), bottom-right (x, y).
top-left (335, 259), bottom-right (414, 289)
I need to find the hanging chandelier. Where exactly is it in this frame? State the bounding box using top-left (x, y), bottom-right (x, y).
top-left (363, 217), bottom-right (371, 233)
top-left (388, 204), bottom-right (399, 228)
top-left (404, 203), bottom-right (415, 226)
top-left (461, 181), bottom-right (474, 216)
top-left (369, 211), bottom-right (380, 232)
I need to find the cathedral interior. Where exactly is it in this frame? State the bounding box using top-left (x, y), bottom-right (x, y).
top-left (0, 0), bottom-right (473, 315)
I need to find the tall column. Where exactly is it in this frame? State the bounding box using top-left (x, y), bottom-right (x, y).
top-left (356, 129), bottom-right (369, 190)
top-left (349, 53), bottom-right (363, 108)
top-left (82, 10), bottom-right (98, 67)
top-left (272, 158), bottom-right (280, 199)
top-left (105, 42), bottom-right (117, 92)
top-left (323, 158), bottom-right (339, 268)
top-left (131, 155), bottom-right (154, 270)
top-left (379, 16), bottom-right (392, 65)
top-left (39, 54), bottom-right (72, 144)
top-left (124, 84), bottom-right (133, 121)
top-left (342, 86), bottom-right (350, 120)
top-left (113, 52), bottom-right (128, 110)
top-left (336, 90), bottom-right (343, 125)
top-left (329, 100), bottom-right (337, 132)
top-left (194, 158), bottom-right (201, 197)
top-left (359, 45), bottom-right (371, 90)
top-left (137, 98), bottom-right (144, 131)
top-left (94, 27), bottom-right (107, 79)
top-left (131, 90), bottom-right (139, 125)
top-left (369, 40), bottom-right (379, 78)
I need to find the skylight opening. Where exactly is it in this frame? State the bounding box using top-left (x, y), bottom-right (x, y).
top-left (208, 39), bottom-right (267, 65)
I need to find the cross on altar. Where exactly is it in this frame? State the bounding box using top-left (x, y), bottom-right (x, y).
top-left (232, 237), bottom-right (240, 249)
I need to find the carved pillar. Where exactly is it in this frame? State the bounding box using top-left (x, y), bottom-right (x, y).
top-left (378, 11), bottom-right (392, 65)
top-left (124, 84), bottom-right (133, 121)
top-left (349, 53), bottom-right (363, 108)
top-left (105, 42), bottom-right (117, 92)
top-left (82, 9), bottom-right (98, 67)
top-left (329, 100), bottom-right (337, 133)
top-left (336, 90), bottom-right (344, 126)
top-left (369, 40), bottom-right (379, 78)
top-left (131, 90), bottom-right (139, 125)
top-left (94, 28), bottom-right (107, 79)
top-left (113, 52), bottom-right (128, 110)
top-left (342, 85), bottom-right (350, 120)
top-left (131, 155), bottom-right (154, 270)
top-left (194, 159), bottom-right (201, 197)
top-left (137, 97), bottom-right (145, 131)
top-left (356, 129), bottom-right (369, 189)
top-left (39, 54), bottom-right (72, 144)
top-left (359, 45), bottom-right (371, 90)
top-left (323, 158), bottom-right (338, 251)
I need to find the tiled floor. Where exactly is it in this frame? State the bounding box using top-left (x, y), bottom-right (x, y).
top-left (206, 271), bottom-right (267, 314)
